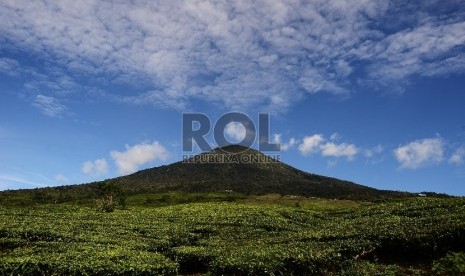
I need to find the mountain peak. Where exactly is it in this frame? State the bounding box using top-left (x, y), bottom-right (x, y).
top-left (211, 144), bottom-right (261, 154)
top-left (110, 146), bottom-right (409, 200)
top-left (184, 145), bottom-right (276, 165)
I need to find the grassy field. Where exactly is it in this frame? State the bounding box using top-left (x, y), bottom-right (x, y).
top-left (0, 194), bottom-right (465, 275)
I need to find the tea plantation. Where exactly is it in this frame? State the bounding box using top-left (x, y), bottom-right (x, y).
top-left (0, 195), bottom-right (464, 275)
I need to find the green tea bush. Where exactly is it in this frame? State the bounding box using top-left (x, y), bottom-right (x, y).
top-left (432, 252), bottom-right (465, 275)
top-left (0, 197), bottom-right (464, 275)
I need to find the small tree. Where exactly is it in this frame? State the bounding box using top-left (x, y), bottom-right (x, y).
top-left (96, 194), bottom-right (116, 212)
top-left (96, 181), bottom-right (126, 212)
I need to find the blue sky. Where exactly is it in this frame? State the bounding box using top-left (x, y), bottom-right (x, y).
top-left (1, 0), bottom-right (465, 195)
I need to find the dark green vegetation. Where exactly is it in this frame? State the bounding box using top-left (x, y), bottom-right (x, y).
top-left (0, 146), bottom-right (461, 275)
top-left (0, 146), bottom-right (420, 206)
top-left (0, 195), bottom-right (465, 275)
top-left (114, 146), bottom-right (409, 200)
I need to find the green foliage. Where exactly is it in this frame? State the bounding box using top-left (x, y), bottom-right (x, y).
top-left (127, 191), bottom-right (246, 206)
top-left (341, 261), bottom-right (424, 276)
top-left (0, 197), bottom-right (464, 275)
top-left (432, 252), bottom-right (465, 275)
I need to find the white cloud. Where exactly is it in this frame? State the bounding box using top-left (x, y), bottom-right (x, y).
top-left (225, 122), bottom-right (246, 143)
top-left (394, 138), bottom-right (444, 169)
top-left (111, 141), bottom-right (169, 175)
top-left (299, 133), bottom-right (358, 160)
top-left (299, 134), bottom-right (324, 155)
top-left (272, 133), bottom-right (281, 144)
top-left (449, 146), bottom-right (465, 165)
top-left (81, 158), bottom-right (108, 176)
top-left (371, 21), bottom-right (465, 83)
top-left (32, 95), bottom-right (67, 117)
top-left (1, 1), bottom-right (464, 112)
top-left (282, 138), bottom-right (298, 151)
top-left (272, 134), bottom-right (297, 151)
top-left (320, 142), bottom-right (358, 160)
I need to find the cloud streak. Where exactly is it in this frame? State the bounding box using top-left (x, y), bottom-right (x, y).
top-left (0, 175), bottom-right (46, 188)
top-left (0, 1), bottom-right (464, 111)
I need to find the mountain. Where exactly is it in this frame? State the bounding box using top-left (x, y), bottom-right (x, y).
top-left (0, 145), bottom-right (412, 203)
top-left (107, 145), bottom-right (408, 200)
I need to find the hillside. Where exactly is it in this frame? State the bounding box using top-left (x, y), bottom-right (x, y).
top-left (106, 145), bottom-right (407, 200)
top-left (0, 145), bottom-right (413, 203)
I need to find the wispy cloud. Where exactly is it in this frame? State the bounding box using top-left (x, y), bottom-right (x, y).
top-left (54, 174), bottom-right (70, 184)
top-left (449, 146), bottom-right (465, 165)
top-left (0, 57), bottom-right (20, 77)
top-left (1, 1), bottom-right (464, 111)
top-left (32, 95), bottom-right (67, 117)
top-left (364, 145), bottom-right (384, 158)
top-left (394, 137), bottom-right (444, 169)
top-left (81, 158), bottom-right (109, 176)
top-left (273, 134), bottom-right (297, 151)
top-left (0, 175), bottom-right (46, 188)
top-left (367, 21), bottom-right (465, 92)
top-left (0, 165), bottom-right (55, 189)
top-left (111, 141), bottom-right (169, 175)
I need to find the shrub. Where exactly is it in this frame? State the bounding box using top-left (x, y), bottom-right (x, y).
top-left (96, 195), bottom-right (116, 212)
